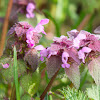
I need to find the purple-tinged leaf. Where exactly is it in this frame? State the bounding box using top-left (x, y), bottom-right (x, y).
top-left (88, 40), bottom-right (100, 52)
top-left (94, 26), bottom-right (100, 34)
top-left (65, 62), bottom-right (80, 89)
top-left (88, 56), bottom-right (100, 85)
top-left (24, 49), bottom-right (39, 72)
top-left (7, 26), bottom-right (15, 35)
top-left (46, 56), bottom-right (62, 78)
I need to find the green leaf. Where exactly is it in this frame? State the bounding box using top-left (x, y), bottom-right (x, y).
top-left (46, 56), bottom-right (62, 78)
top-left (21, 94), bottom-right (31, 100)
top-left (87, 85), bottom-right (100, 100)
top-left (88, 56), bottom-right (100, 85)
top-left (0, 83), bottom-right (7, 99)
top-left (0, 57), bottom-right (26, 82)
top-left (59, 86), bottom-right (89, 100)
top-left (20, 71), bottom-right (40, 96)
top-left (0, 57), bottom-right (14, 82)
top-left (65, 62), bottom-right (80, 89)
top-left (13, 46), bottom-right (20, 100)
top-left (17, 59), bottom-right (27, 76)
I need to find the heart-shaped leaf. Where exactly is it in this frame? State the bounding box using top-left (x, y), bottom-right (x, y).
top-left (20, 71), bottom-right (40, 96)
top-left (88, 56), bottom-right (100, 85)
top-left (46, 56), bottom-right (62, 78)
top-left (65, 62), bottom-right (80, 89)
top-left (24, 49), bottom-right (39, 72)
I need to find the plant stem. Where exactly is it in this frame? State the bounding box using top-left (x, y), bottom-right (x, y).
top-left (10, 83), bottom-right (16, 100)
top-left (40, 68), bottom-right (60, 100)
top-left (0, 0), bottom-right (13, 57)
top-left (77, 13), bottom-right (92, 31)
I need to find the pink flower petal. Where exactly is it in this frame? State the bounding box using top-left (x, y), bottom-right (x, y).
top-left (82, 47), bottom-right (92, 53)
top-left (73, 38), bottom-right (80, 49)
top-left (62, 52), bottom-right (69, 64)
top-left (35, 24), bottom-right (44, 33)
top-left (62, 63), bottom-right (70, 68)
top-left (40, 57), bottom-right (44, 61)
top-left (34, 19), bottom-right (49, 34)
top-left (47, 51), bottom-right (57, 58)
top-left (78, 50), bottom-right (85, 63)
top-left (77, 33), bottom-right (86, 40)
top-left (35, 45), bottom-right (45, 50)
top-left (2, 63), bottom-right (9, 69)
top-left (26, 40), bottom-right (35, 48)
top-left (40, 49), bottom-right (48, 57)
top-left (39, 19), bottom-right (49, 25)
top-left (73, 33), bottom-right (86, 49)
top-left (62, 64), bottom-right (66, 68)
top-left (26, 27), bottom-right (34, 40)
top-left (26, 14), bottom-right (30, 18)
top-left (26, 3), bottom-right (35, 11)
top-left (26, 3), bottom-right (35, 18)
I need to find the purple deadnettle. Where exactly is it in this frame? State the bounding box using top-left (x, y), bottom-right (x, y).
top-left (39, 29), bottom-right (100, 69)
top-left (39, 35), bottom-right (78, 68)
top-left (26, 19), bottom-right (49, 48)
top-left (73, 32), bottom-right (86, 49)
top-left (26, 40), bottom-right (35, 48)
top-left (61, 52), bottom-right (70, 68)
top-left (26, 3), bottom-right (35, 18)
top-left (78, 47), bottom-right (92, 63)
top-left (7, 19), bottom-right (49, 57)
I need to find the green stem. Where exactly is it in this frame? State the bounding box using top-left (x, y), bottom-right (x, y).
top-left (10, 83), bottom-right (16, 100)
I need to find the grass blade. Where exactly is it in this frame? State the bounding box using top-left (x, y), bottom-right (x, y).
top-left (13, 46), bottom-right (20, 100)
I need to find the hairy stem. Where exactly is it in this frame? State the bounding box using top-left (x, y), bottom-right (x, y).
top-left (40, 68), bottom-right (60, 100)
top-left (0, 0), bottom-right (13, 57)
top-left (77, 13), bottom-right (92, 31)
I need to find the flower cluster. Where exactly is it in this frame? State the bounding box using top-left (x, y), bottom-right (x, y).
top-left (38, 30), bottom-right (100, 68)
top-left (8, 19), bottom-right (49, 49)
top-left (3, 19), bottom-right (49, 69)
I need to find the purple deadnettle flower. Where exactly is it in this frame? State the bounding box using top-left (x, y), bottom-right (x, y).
top-left (67, 29), bottom-right (79, 40)
top-left (40, 48), bottom-right (48, 61)
top-left (26, 19), bottom-right (49, 48)
top-left (34, 19), bottom-right (49, 35)
top-left (78, 47), bottom-right (92, 63)
top-left (39, 29), bottom-right (100, 69)
top-left (35, 45), bottom-right (45, 50)
top-left (26, 40), bottom-right (35, 48)
top-left (73, 32), bottom-right (86, 49)
top-left (2, 63), bottom-right (9, 69)
top-left (7, 19), bottom-right (49, 52)
top-left (39, 35), bottom-right (79, 68)
top-left (62, 52), bottom-right (70, 68)
top-left (26, 3), bottom-right (35, 18)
